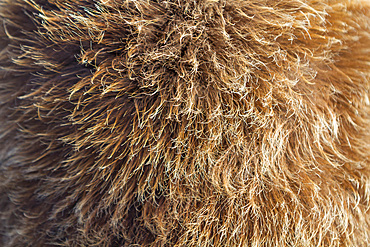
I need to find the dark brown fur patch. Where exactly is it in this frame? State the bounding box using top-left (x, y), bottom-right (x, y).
top-left (0, 0), bottom-right (369, 246)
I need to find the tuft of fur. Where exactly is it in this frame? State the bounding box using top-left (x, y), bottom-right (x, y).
top-left (0, 0), bottom-right (369, 246)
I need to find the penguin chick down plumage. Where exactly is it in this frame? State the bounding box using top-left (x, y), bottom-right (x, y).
top-left (0, 0), bottom-right (369, 246)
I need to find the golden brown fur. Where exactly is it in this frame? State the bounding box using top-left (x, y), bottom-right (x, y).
top-left (0, 0), bottom-right (369, 246)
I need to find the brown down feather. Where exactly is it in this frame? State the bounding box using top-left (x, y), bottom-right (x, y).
top-left (0, 0), bottom-right (369, 246)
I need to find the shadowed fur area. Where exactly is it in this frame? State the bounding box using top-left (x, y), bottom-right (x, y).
top-left (0, 0), bottom-right (369, 246)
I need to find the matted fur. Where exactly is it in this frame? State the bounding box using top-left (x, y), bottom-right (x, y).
top-left (0, 0), bottom-right (369, 246)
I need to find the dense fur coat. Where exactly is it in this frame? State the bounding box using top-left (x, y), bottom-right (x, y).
top-left (0, 0), bottom-right (369, 246)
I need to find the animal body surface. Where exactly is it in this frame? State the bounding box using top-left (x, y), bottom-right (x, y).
top-left (0, 0), bottom-right (369, 246)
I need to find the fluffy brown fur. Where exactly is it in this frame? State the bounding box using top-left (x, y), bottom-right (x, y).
top-left (0, 0), bottom-right (369, 246)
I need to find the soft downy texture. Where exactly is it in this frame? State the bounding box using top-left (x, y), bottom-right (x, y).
top-left (0, 0), bottom-right (369, 246)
